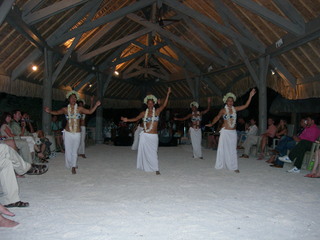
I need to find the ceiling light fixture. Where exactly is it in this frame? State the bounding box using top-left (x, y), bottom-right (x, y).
top-left (32, 65), bottom-right (38, 71)
top-left (114, 71), bottom-right (119, 76)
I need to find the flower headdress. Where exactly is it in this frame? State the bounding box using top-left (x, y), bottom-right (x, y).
top-left (143, 94), bottom-right (157, 104)
top-left (66, 90), bottom-right (80, 100)
top-left (190, 101), bottom-right (199, 108)
top-left (223, 92), bottom-right (236, 103)
top-left (78, 99), bottom-right (85, 105)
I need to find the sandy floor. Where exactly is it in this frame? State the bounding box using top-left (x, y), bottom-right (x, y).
top-left (1, 144), bottom-right (319, 240)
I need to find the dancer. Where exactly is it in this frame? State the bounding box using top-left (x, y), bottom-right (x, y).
top-left (44, 90), bottom-right (101, 174)
top-left (121, 87), bottom-right (171, 175)
top-left (131, 120), bottom-right (143, 150)
top-left (174, 97), bottom-right (211, 159)
top-left (206, 89), bottom-right (256, 173)
top-left (77, 97), bottom-right (93, 158)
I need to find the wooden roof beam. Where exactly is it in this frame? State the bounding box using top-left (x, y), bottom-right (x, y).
top-left (23, 0), bottom-right (90, 25)
top-left (109, 42), bottom-right (167, 67)
top-left (57, 0), bottom-right (155, 44)
top-left (213, 0), bottom-right (264, 48)
top-left (231, 0), bottom-right (305, 35)
top-left (78, 28), bottom-right (151, 62)
top-left (77, 18), bottom-right (123, 56)
top-left (0, 0), bottom-right (15, 25)
top-left (127, 13), bottom-right (226, 66)
top-left (52, 0), bottom-right (103, 85)
top-left (162, 0), bottom-right (264, 53)
top-left (270, 58), bottom-right (296, 88)
top-left (272, 0), bottom-right (305, 31)
top-left (183, 16), bottom-right (228, 63)
top-left (22, 0), bottom-right (46, 17)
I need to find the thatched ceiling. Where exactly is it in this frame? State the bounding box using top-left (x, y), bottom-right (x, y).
top-left (0, 0), bottom-right (320, 108)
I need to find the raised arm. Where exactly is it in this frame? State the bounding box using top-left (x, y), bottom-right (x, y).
top-left (201, 97), bottom-right (211, 115)
top-left (157, 87), bottom-right (171, 113)
top-left (174, 113), bottom-right (192, 121)
top-left (206, 109), bottom-right (224, 127)
top-left (121, 111), bottom-right (145, 123)
top-left (80, 101), bottom-right (101, 115)
top-left (235, 89), bottom-right (256, 112)
top-left (44, 107), bottom-right (66, 115)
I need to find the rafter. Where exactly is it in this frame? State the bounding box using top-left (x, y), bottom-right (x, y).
top-left (23, 0), bottom-right (89, 25)
top-left (231, 0), bottom-right (305, 35)
top-left (57, 0), bottom-right (155, 45)
top-left (22, 0), bottom-right (46, 17)
top-left (270, 58), bottom-right (296, 88)
top-left (183, 16), bottom-right (228, 62)
top-left (162, 0), bottom-right (264, 53)
top-left (79, 28), bottom-right (151, 62)
top-left (0, 0), bottom-right (15, 25)
top-left (77, 18), bottom-right (123, 57)
top-left (127, 13), bottom-right (226, 66)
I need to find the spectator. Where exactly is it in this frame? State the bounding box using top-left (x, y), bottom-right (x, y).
top-left (240, 117), bottom-right (277, 158)
top-left (257, 118), bottom-right (277, 159)
top-left (279, 116), bottom-right (320, 173)
top-left (0, 112), bottom-right (33, 163)
top-left (238, 118), bottom-right (258, 148)
top-left (305, 148), bottom-right (320, 178)
top-left (268, 118), bottom-right (307, 167)
top-left (51, 115), bottom-right (64, 152)
top-left (0, 204), bottom-right (18, 227)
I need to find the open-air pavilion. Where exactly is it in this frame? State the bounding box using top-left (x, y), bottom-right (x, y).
top-left (1, 0), bottom-right (320, 138)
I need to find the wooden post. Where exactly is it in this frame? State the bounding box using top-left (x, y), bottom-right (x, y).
top-left (43, 48), bottom-right (53, 135)
top-left (258, 56), bottom-right (269, 134)
top-left (95, 72), bottom-right (104, 144)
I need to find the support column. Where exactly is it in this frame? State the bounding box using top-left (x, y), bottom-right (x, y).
top-left (95, 72), bottom-right (104, 144)
top-left (258, 56), bottom-right (269, 134)
top-left (42, 48), bottom-right (53, 135)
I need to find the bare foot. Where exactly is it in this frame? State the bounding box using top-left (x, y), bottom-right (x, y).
top-left (0, 215), bottom-right (19, 228)
top-left (0, 205), bottom-right (15, 217)
top-left (72, 167), bottom-right (76, 174)
top-left (234, 170), bottom-right (240, 173)
top-left (16, 174), bottom-right (25, 178)
top-left (156, 171), bottom-right (160, 175)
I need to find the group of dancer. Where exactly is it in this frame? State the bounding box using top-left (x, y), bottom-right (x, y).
top-left (122, 87), bottom-right (257, 175)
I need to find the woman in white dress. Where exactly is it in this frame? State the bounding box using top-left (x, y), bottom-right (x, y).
top-left (174, 98), bottom-right (211, 159)
top-left (45, 91), bottom-right (101, 174)
top-left (206, 89), bottom-right (256, 173)
top-left (121, 88), bottom-right (171, 175)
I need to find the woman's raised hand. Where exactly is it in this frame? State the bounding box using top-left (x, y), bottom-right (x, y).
top-left (250, 88), bottom-right (256, 97)
top-left (121, 117), bottom-right (128, 122)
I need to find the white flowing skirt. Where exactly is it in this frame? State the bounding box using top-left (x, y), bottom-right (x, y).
top-left (131, 126), bottom-right (144, 150)
top-left (189, 127), bottom-right (202, 158)
top-left (78, 126), bottom-right (86, 155)
top-left (215, 128), bottom-right (238, 170)
top-left (137, 132), bottom-right (159, 172)
top-left (63, 130), bottom-right (81, 169)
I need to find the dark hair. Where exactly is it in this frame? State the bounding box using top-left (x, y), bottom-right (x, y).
top-left (0, 112), bottom-right (12, 126)
top-left (11, 109), bottom-right (21, 116)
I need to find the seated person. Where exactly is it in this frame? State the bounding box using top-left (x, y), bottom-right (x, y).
top-left (0, 112), bottom-right (33, 163)
top-left (240, 118), bottom-right (277, 158)
top-left (238, 118), bottom-right (258, 148)
top-left (0, 204), bottom-right (18, 228)
top-left (278, 116), bottom-right (320, 173)
top-left (51, 115), bottom-right (64, 152)
top-left (207, 118), bottom-right (223, 150)
top-left (267, 118), bottom-right (306, 165)
top-left (0, 144), bottom-right (30, 210)
top-left (257, 117), bottom-right (278, 159)
top-left (9, 110), bottom-right (44, 160)
top-left (305, 148), bottom-right (320, 178)
top-left (236, 117), bottom-right (246, 142)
